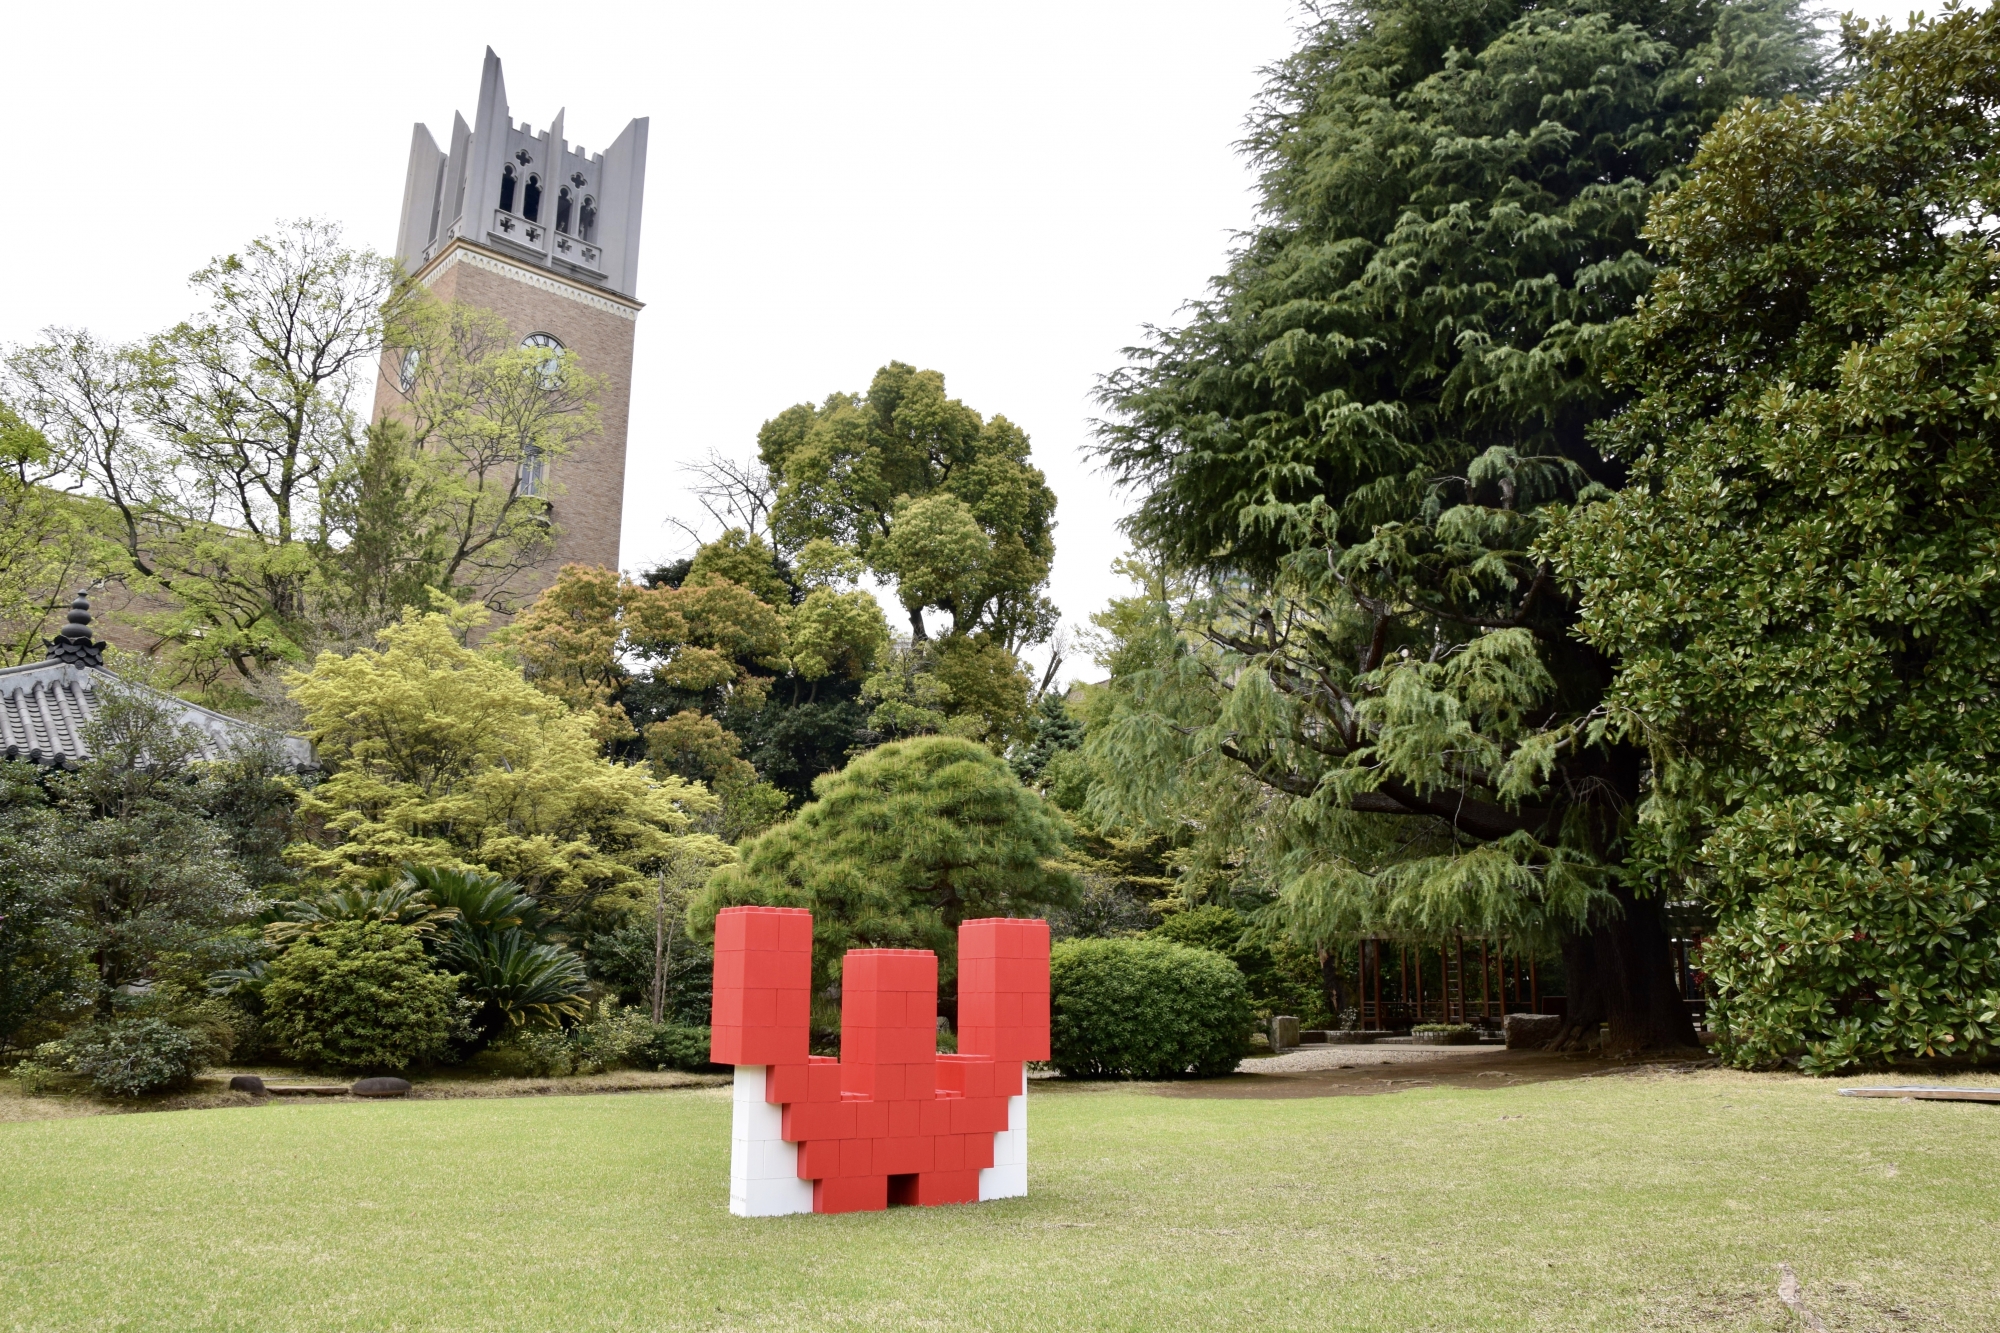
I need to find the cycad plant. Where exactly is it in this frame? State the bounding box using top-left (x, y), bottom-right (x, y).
top-left (402, 866), bottom-right (590, 1030)
top-left (260, 874), bottom-right (457, 946)
top-left (440, 928), bottom-right (592, 1030)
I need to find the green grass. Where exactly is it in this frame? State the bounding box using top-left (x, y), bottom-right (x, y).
top-left (2, 1069), bottom-right (1996, 1331)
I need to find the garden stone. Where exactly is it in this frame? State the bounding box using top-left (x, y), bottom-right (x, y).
top-left (1504, 1013), bottom-right (1563, 1049)
top-left (228, 1075), bottom-right (266, 1095)
top-left (1270, 1015), bottom-right (1299, 1052)
top-left (350, 1076), bottom-right (413, 1098)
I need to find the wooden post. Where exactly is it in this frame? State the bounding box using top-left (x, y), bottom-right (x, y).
top-left (1530, 956), bottom-right (1540, 1013)
top-left (1371, 939), bottom-right (1382, 1030)
top-left (1480, 939), bottom-right (1491, 1018)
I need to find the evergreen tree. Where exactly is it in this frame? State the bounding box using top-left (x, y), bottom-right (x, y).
top-left (690, 736), bottom-right (1078, 995)
top-left (1090, 0), bottom-right (1826, 1050)
top-left (1550, 7), bottom-right (2000, 1070)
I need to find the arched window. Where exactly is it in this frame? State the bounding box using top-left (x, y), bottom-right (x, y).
top-left (555, 187), bottom-right (572, 234)
top-left (523, 174), bottom-right (542, 222)
top-left (578, 196), bottom-right (597, 242)
top-left (499, 165), bottom-right (517, 213)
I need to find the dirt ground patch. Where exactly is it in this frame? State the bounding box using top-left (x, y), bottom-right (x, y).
top-left (1156, 1047), bottom-right (1713, 1099)
top-left (0, 1066), bottom-right (729, 1122)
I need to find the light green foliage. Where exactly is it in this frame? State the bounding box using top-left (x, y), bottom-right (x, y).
top-left (0, 403), bottom-right (109, 665)
top-left (286, 601), bottom-right (718, 906)
top-left (2, 225), bottom-right (605, 688)
top-left (788, 587), bottom-right (890, 684)
top-left (1549, 7), bottom-right (2000, 1071)
top-left (691, 737), bottom-right (1078, 990)
top-left (260, 920), bottom-right (458, 1072)
top-left (859, 640), bottom-right (958, 740)
top-left (685, 529), bottom-right (792, 608)
top-left (4, 224), bottom-right (398, 681)
top-left (758, 362), bottom-right (1058, 650)
top-left (1089, 1), bottom-right (1826, 1048)
top-left (1048, 938), bottom-right (1253, 1078)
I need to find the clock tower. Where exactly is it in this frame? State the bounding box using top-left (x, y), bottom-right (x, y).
top-left (372, 48), bottom-right (648, 593)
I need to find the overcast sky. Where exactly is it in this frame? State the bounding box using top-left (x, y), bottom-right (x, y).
top-left (1, 1), bottom-right (1920, 683)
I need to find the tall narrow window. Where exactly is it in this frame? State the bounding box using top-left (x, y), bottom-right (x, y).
top-left (519, 443), bottom-right (547, 497)
top-left (555, 187), bottom-right (572, 234)
top-left (578, 197), bottom-right (597, 242)
top-left (499, 164), bottom-right (517, 213)
top-left (523, 174), bottom-right (542, 222)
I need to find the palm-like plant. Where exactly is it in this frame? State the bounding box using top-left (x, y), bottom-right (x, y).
top-left (399, 865), bottom-right (545, 934)
top-left (443, 928), bottom-right (592, 1028)
top-left (400, 866), bottom-right (591, 1029)
top-left (261, 874), bottom-right (458, 946)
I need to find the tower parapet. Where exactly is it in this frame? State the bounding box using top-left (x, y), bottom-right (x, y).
top-left (393, 47), bottom-right (648, 300)
top-left (375, 49), bottom-right (649, 592)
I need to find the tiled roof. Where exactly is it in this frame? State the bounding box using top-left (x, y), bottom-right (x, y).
top-left (0, 660), bottom-right (314, 769)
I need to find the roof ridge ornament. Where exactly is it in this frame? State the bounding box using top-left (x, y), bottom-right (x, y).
top-left (44, 590), bottom-right (107, 668)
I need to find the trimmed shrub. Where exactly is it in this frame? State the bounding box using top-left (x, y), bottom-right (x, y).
top-left (58, 1018), bottom-right (204, 1097)
top-left (1049, 938), bottom-right (1253, 1078)
top-left (261, 921), bottom-right (457, 1072)
top-left (641, 1022), bottom-right (720, 1072)
top-left (479, 1011), bottom-right (721, 1077)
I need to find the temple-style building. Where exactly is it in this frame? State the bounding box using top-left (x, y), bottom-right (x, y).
top-left (0, 595), bottom-right (312, 769)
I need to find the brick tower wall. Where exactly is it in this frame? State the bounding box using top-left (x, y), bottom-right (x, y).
top-left (370, 240), bottom-right (638, 597)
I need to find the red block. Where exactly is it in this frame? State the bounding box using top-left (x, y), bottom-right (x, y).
top-left (814, 1176), bottom-right (886, 1213)
top-left (797, 1137), bottom-right (840, 1179)
top-left (712, 907), bottom-right (812, 1067)
top-left (766, 1062), bottom-right (807, 1104)
top-left (719, 913), bottom-right (1050, 1214)
top-left (910, 1169), bottom-right (980, 1206)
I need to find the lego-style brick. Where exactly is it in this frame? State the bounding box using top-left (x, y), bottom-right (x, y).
top-left (908, 1169), bottom-right (980, 1206)
top-left (814, 1175), bottom-right (887, 1213)
top-left (718, 913), bottom-right (1049, 1218)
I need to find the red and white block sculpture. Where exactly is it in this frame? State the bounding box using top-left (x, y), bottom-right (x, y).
top-left (709, 906), bottom-right (1050, 1216)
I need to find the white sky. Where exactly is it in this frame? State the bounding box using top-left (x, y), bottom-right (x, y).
top-left (0, 1), bottom-right (1921, 684)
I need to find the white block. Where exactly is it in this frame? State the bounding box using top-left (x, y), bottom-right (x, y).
top-left (978, 1066), bottom-right (1030, 1200)
top-left (727, 1065), bottom-right (814, 1217)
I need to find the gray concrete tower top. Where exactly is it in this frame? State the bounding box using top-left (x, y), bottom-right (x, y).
top-left (393, 48), bottom-right (648, 299)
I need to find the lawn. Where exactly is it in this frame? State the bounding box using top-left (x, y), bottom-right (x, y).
top-left (1, 1067), bottom-right (1995, 1331)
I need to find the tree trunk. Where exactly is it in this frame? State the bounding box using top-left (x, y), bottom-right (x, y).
top-left (1318, 949), bottom-right (1348, 1023)
top-left (1551, 886), bottom-right (1696, 1054)
top-left (908, 606), bottom-right (928, 642)
top-left (650, 873), bottom-right (668, 1025)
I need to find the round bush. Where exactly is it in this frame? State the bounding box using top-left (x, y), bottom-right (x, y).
top-left (63, 1018), bottom-right (204, 1097)
top-left (1049, 938), bottom-right (1254, 1078)
top-left (261, 921), bottom-right (458, 1072)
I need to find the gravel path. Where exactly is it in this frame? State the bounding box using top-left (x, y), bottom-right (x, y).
top-left (1237, 1043), bottom-right (1504, 1075)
